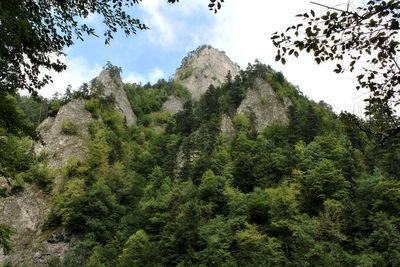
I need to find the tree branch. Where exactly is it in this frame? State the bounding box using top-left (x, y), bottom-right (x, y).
top-left (310, 1), bottom-right (349, 13)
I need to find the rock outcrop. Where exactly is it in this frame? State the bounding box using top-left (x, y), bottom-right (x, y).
top-left (174, 46), bottom-right (240, 101)
top-left (0, 99), bottom-right (92, 266)
top-left (237, 79), bottom-right (291, 132)
top-left (35, 99), bottom-right (93, 172)
top-left (0, 46), bottom-right (295, 266)
top-left (0, 185), bottom-right (75, 266)
top-left (220, 114), bottom-right (235, 137)
top-left (95, 68), bottom-right (137, 126)
top-left (161, 95), bottom-right (184, 114)
top-left (0, 66), bottom-right (139, 266)
top-left (221, 78), bottom-right (292, 134)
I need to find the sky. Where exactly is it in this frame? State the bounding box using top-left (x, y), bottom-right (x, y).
top-left (40, 0), bottom-right (368, 116)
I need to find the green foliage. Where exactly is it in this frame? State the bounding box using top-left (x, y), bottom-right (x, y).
top-left (85, 98), bottom-right (101, 119)
top-left (16, 94), bottom-right (50, 125)
top-left (179, 68), bottom-right (193, 80)
top-left (232, 114), bottom-right (250, 132)
top-left (48, 98), bottom-right (64, 117)
top-left (0, 135), bottom-right (32, 178)
top-left (61, 117), bottom-right (78, 135)
top-left (0, 94), bottom-right (38, 140)
top-left (0, 135), bottom-right (53, 194)
top-left (61, 238), bottom-right (98, 267)
top-left (299, 159), bottom-right (350, 214)
top-left (234, 224), bottom-right (285, 266)
top-left (18, 164), bottom-right (54, 192)
top-left (118, 230), bottom-right (160, 267)
top-left (195, 216), bottom-right (235, 265)
top-left (0, 224), bottom-right (15, 255)
top-left (37, 61), bottom-right (400, 267)
top-left (272, 0), bottom-right (400, 140)
top-left (125, 80), bottom-right (190, 125)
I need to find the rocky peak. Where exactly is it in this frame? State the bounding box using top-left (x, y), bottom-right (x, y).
top-left (95, 67), bottom-right (137, 126)
top-left (174, 45), bottom-right (240, 100)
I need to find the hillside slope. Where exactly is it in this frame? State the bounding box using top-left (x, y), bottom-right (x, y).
top-left (2, 45), bottom-right (399, 267)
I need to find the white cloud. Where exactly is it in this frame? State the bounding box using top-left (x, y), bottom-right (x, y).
top-left (38, 55), bottom-right (102, 98)
top-left (206, 0), bottom-right (368, 114)
top-left (138, 0), bottom-right (209, 49)
top-left (140, 1), bottom-right (175, 46)
top-left (149, 67), bottom-right (164, 83)
top-left (85, 13), bottom-right (99, 24)
top-left (123, 67), bottom-right (164, 85)
top-left (123, 72), bottom-right (146, 85)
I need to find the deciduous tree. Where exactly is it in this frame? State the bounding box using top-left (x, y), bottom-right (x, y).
top-left (272, 0), bottom-right (400, 140)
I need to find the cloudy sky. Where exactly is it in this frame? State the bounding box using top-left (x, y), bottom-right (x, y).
top-left (41, 0), bottom-right (367, 115)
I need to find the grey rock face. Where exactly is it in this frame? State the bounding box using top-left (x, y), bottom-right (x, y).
top-left (95, 68), bottom-right (137, 126)
top-left (0, 176), bottom-right (11, 196)
top-left (174, 47), bottom-right (240, 100)
top-left (220, 114), bottom-right (235, 137)
top-left (0, 99), bottom-right (92, 266)
top-left (35, 99), bottom-right (92, 174)
top-left (0, 185), bottom-right (75, 266)
top-left (237, 79), bottom-right (291, 132)
top-left (221, 79), bottom-right (292, 134)
top-left (161, 95), bottom-right (184, 114)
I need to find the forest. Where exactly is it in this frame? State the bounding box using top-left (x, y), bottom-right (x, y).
top-left (1, 60), bottom-right (400, 266)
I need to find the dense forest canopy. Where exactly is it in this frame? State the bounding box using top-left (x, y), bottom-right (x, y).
top-left (1, 0), bottom-right (399, 264)
top-left (1, 59), bottom-right (400, 266)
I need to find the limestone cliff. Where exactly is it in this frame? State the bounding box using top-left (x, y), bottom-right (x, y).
top-left (95, 68), bottom-right (137, 126)
top-left (237, 78), bottom-right (292, 132)
top-left (0, 67), bottom-right (138, 266)
top-left (174, 46), bottom-right (240, 101)
top-left (161, 95), bottom-right (184, 114)
top-left (35, 99), bottom-right (92, 172)
top-left (221, 79), bottom-right (292, 134)
top-left (0, 99), bottom-right (90, 266)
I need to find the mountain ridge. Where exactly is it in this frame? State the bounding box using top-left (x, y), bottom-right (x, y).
top-left (1, 45), bottom-right (296, 266)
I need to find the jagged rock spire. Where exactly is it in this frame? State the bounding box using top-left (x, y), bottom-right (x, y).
top-left (95, 67), bottom-right (137, 126)
top-left (174, 45), bottom-right (240, 100)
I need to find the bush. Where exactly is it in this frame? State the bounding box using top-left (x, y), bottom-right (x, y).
top-left (179, 68), bottom-right (193, 80)
top-left (85, 98), bottom-right (101, 119)
top-left (61, 117), bottom-right (78, 135)
top-left (11, 174), bottom-right (25, 193)
top-left (21, 164), bottom-right (54, 193)
top-left (233, 114), bottom-right (250, 132)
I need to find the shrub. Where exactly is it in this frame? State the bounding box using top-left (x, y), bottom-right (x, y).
top-left (179, 68), bottom-right (193, 80)
top-left (85, 98), bottom-right (101, 118)
top-left (11, 174), bottom-right (25, 193)
top-left (21, 164), bottom-right (54, 193)
top-left (233, 114), bottom-right (250, 132)
top-left (61, 117), bottom-right (78, 135)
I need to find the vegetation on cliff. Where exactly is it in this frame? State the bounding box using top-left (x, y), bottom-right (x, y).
top-left (1, 60), bottom-right (400, 266)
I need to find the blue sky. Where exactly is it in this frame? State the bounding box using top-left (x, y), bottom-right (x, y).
top-left (41, 0), bottom-right (367, 115)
